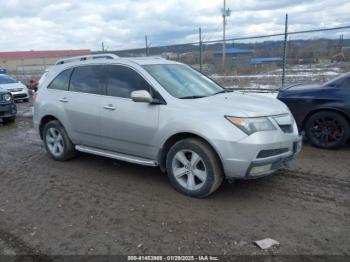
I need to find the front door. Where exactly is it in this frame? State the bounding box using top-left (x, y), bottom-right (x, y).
top-left (100, 64), bottom-right (160, 159)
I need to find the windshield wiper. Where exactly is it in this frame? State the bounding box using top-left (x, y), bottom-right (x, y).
top-left (211, 88), bottom-right (235, 96)
top-left (179, 95), bottom-right (206, 99)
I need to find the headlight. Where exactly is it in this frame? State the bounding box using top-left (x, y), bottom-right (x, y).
top-left (3, 93), bottom-right (12, 102)
top-left (226, 116), bottom-right (276, 135)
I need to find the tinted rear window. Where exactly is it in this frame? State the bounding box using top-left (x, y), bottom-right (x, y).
top-left (69, 65), bottom-right (104, 95)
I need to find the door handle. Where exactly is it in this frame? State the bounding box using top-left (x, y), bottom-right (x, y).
top-left (59, 98), bottom-right (69, 103)
top-left (103, 104), bottom-right (116, 110)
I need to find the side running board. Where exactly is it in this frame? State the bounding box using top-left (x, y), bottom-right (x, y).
top-left (75, 145), bottom-right (158, 167)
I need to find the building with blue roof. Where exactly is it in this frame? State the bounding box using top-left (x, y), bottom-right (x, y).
top-left (250, 57), bottom-right (283, 65)
top-left (214, 48), bottom-right (254, 55)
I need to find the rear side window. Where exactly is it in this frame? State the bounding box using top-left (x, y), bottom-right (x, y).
top-left (105, 65), bottom-right (151, 98)
top-left (69, 65), bottom-right (104, 95)
top-left (47, 69), bottom-right (72, 91)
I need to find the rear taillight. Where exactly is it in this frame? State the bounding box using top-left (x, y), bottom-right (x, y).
top-left (32, 92), bottom-right (38, 102)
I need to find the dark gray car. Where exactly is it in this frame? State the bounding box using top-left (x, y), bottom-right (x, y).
top-left (0, 88), bottom-right (17, 123)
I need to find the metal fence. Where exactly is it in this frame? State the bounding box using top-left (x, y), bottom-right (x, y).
top-left (104, 23), bottom-right (350, 90)
top-left (8, 22), bottom-right (350, 90)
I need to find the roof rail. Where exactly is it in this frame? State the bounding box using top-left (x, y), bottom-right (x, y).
top-left (55, 53), bottom-right (119, 65)
top-left (129, 56), bottom-right (165, 60)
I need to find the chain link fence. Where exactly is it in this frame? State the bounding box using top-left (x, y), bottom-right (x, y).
top-left (105, 25), bottom-right (350, 90)
top-left (7, 24), bottom-right (350, 90)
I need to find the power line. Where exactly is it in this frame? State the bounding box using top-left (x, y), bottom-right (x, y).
top-left (207, 25), bottom-right (350, 44)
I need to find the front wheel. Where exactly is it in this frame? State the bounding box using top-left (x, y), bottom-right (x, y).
top-left (166, 138), bottom-right (223, 198)
top-left (305, 111), bottom-right (349, 149)
top-left (43, 120), bottom-right (76, 161)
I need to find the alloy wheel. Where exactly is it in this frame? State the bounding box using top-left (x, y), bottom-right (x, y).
top-left (171, 149), bottom-right (207, 191)
top-left (46, 127), bottom-right (64, 157)
top-left (310, 116), bottom-right (344, 147)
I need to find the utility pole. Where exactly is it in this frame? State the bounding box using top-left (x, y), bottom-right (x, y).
top-left (221, 0), bottom-right (231, 72)
top-left (101, 42), bottom-right (105, 52)
top-left (338, 34), bottom-right (344, 52)
top-left (145, 35), bottom-right (149, 56)
top-left (282, 14), bottom-right (288, 87)
top-left (199, 27), bottom-right (203, 72)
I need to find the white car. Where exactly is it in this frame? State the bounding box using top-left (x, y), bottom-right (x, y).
top-left (0, 74), bottom-right (30, 102)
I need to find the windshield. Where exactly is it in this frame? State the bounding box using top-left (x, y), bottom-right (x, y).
top-left (143, 64), bottom-right (223, 98)
top-left (0, 75), bottom-right (17, 84)
top-left (323, 73), bottom-right (349, 86)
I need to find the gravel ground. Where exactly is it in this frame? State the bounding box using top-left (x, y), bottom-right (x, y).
top-left (0, 102), bottom-right (349, 259)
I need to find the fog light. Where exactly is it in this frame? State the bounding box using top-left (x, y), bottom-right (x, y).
top-left (250, 164), bottom-right (272, 176)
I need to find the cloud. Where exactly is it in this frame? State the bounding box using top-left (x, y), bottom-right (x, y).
top-left (0, 0), bottom-right (349, 51)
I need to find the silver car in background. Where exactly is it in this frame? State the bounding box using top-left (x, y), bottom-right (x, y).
top-left (0, 74), bottom-right (30, 101)
top-left (33, 54), bottom-right (302, 197)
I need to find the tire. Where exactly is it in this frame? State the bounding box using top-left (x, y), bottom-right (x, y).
top-left (166, 138), bottom-right (224, 198)
top-left (42, 120), bottom-right (76, 161)
top-left (305, 111), bottom-right (349, 149)
top-left (2, 116), bottom-right (16, 124)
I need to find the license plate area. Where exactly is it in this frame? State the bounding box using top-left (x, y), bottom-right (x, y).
top-left (271, 155), bottom-right (294, 170)
top-left (0, 104), bottom-right (10, 112)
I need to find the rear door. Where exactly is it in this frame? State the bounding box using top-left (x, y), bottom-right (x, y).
top-left (100, 64), bottom-right (160, 159)
top-left (64, 64), bottom-right (105, 148)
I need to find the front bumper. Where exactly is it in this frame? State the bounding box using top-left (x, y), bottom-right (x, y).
top-left (214, 130), bottom-right (302, 179)
top-left (0, 103), bottom-right (17, 118)
top-left (244, 142), bottom-right (301, 179)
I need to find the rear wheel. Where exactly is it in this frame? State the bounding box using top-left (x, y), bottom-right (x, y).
top-left (166, 138), bottom-right (223, 198)
top-left (43, 120), bottom-right (76, 161)
top-left (305, 111), bottom-right (349, 149)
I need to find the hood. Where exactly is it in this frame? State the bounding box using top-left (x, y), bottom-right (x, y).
top-left (185, 92), bottom-right (289, 117)
top-left (0, 82), bottom-right (27, 91)
top-left (278, 84), bottom-right (324, 99)
top-left (0, 87), bottom-right (7, 94)
top-left (281, 83), bottom-right (322, 91)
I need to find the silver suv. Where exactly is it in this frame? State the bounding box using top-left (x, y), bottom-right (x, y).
top-left (33, 54), bottom-right (302, 197)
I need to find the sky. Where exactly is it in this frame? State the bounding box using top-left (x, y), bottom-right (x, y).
top-left (0, 0), bottom-right (349, 52)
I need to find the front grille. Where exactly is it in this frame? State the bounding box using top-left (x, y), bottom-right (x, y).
top-left (279, 124), bottom-right (293, 133)
top-left (13, 93), bottom-right (27, 99)
top-left (272, 114), bottom-right (294, 134)
top-left (0, 104), bottom-right (11, 116)
top-left (257, 148), bottom-right (289, 158)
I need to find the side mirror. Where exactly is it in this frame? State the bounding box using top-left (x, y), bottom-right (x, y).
top-left (131, 90), bottom-right (153, 103)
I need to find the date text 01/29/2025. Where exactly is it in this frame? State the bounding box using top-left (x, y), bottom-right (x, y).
top-left (127, 255), bottom-right (219, 261)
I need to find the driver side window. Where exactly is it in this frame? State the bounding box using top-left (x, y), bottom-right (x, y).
top-left (105, 65), bottom-right (151, 98)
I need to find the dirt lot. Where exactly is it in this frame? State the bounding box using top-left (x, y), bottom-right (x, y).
top-left (0, 102), bottom-right (349, 258)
